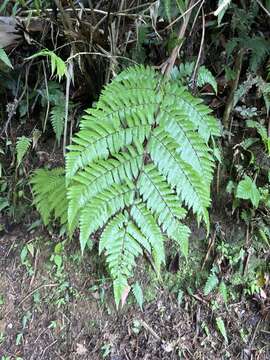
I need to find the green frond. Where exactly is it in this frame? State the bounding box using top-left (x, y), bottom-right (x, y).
top-left (197, 66), bottom-right (218, 94)
top-left (138, 164), bottom-right (186, 231)
top-left (67, 144), bottom-right (144, 231)
top-left (99, 212), bottom-right (150, 307)
top-left (130, 202), bottom-right (166, 273)
top-left (79, 183), bottom-right (135, 252)
top-left (30, 168), bottom-right (67, 225)
top-left (16, 136), bottom-right (31, 167)
top-left (66, 122), bottom-right (151, 180)
top-left (159, 106), bottom-right (215, 185)
top-left (204, 272), bottom-right (219, 295)
top-left (50, 103), bottom-right (65, 145)
top-left (164, 82), bottom-right (220, 141)
top-left (32, 65), bottom-right (220, 305)
top-left (149, 127), bottom-right (210, 224)
top-left (171, 62), bottom-right (217, 94)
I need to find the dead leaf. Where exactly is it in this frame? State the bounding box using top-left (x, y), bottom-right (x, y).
top-left (76, 343), bottom-right (88, 355)
top-left (121, 284), bottom-right (131, 308)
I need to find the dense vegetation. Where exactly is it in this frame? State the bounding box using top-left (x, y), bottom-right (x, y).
top-left (0, 1), bottom-right (269, 359)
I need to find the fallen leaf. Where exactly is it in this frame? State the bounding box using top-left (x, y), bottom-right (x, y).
top-left (76, 343), bottom-right (88, 355)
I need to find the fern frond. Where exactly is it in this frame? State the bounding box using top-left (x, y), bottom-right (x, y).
top-left (204, 272), bottom-right (219, 295)
top-left (164, 82), bottom-right (220, 141)
top-left (132, 281), bottom-right (144, 310)
top-left (138, 164), bottom-right (186, 234)
top-left (130, 202), bottom-right (165, 273)
top-left (160, 106), bottom-right (215, 185)
top-left (67, 144), bottom-right (144, 232)
top-left (30, 168), bottom-right (67, 225)
top-left (99, 212), bottom-right (150, 307)
top-left (171, 62), bottom-right (218, 94)
top-left (79, 182), bottom-right (135, 252)
top-left (32, 66), bottom-right (220, 305)
top-left (16, 136), bottom-right (31, 167)
top-left (197, 66), bottom-right (218, 94)
top-left (149, 127), bottom-right (210, 224)
top-left (50, 103), bottom-right (65, 145)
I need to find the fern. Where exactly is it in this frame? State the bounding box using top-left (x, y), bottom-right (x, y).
top-left (30, 168), bottom-right (68, 226)
top-left (226, 36), bottom-right (270, 72)
top-left (26, 49), bottom-right (67, 81)
top-left (132, 282), bottom-right (144, 310)
top-left (219, 281), bottom-right (228, 303)
top-left (16, 136), bottom-right (31, 167)
top-left (171, 62), bottom-right (218, 94)
top-left (50, 103), bottom-right (65, 145)
top-left (204, 268), bottom-right (219, 295)
top-left (31, 65), bottom-right (220, 306)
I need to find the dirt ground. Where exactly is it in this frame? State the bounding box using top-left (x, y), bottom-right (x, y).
top-left (0, 225), bottom-right (269, 360)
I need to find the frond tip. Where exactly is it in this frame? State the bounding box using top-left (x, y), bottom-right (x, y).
top-left (31, 65), bottom-right (220, 306)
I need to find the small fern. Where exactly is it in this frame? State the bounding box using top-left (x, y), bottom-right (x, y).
top-left (226, 36), bottom-right (270, 73)
top-left (26, 49), bottom-right (67, 81)
top-left (171, 62), bottom-right (218, 94)
top-left (132, 282), bottom-right (144, 310)
top-left (31, 65), bottom-right (220, 306)
top-left (50, 103), bottom-right (65, 145)
top-left (204, 266), bottom-right (219, 295)
top-left (30, 168), bottom-right (68, 226)
top-left (16, 136), bottom-right (31, 167)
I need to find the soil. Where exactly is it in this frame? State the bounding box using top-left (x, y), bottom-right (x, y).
top-left (0, 225), bottom-right (269, 360)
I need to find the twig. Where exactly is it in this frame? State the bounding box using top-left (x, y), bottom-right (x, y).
top-left (66, 51), bottom-right (138, 64)
top-left (248, 318), bottom-right (262, 350)
top-left (189, 5), bottom-right (205, 93)
top-left (19, 8), bottom-right (151, 19)
top-left (163, 0), bottom-right (203, 31)
top-left (201, 230), bottom-right (216, 270)
top-left (63, 61), bottom-right (71, 156)
top-left (140, 320), bottom-right (162, 341)
top-left (42, 60), bottom-right (50, 132)
top-left (256, 0), bottom-right (270, 17)
top-left (41, 339), bottom-right (58, 359)
top-left (162, 0), bottom-right (197, 77)
top-left (16, 283), bottom-right (58, 308)
top-left (29, 248), bottom-right (39, 289)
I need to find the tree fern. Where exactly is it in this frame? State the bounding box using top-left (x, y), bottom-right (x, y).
top-left (31, 65), bottom-right (220, 306)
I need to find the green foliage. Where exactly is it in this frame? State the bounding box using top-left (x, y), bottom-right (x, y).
top-left (226, 36), bottom-right (270, 72)
top-left (30, 168), bottom-right (68, 226)
top-left (246, 119), bottom-right (270, 155)
top-left (216, 316), bottom-right (228, 343)
top-left (31, 65), bottom-right (219, 306)
top-left (50, 103), bottom-right (65, 145)
top-left (159, 0), bottom-right (187, 21)
top-left (214, 0), bottom-right (232, 25)
top-left (26, 49), bottom-right (67, 81)
top-left (0, 48), bottom-right (13, 69)
top-left (16, 136), bottom-right (31, 167)
top-left (171, 62), bottom-right (218, 94)
top-left (204, 269), bottom-right (219, 296)
top-left (219, 281), bottom-right (228, 303)
top-left (132, 282), bottom-right (144, 310)
top-left (236, 176), bottom-right (260, 208)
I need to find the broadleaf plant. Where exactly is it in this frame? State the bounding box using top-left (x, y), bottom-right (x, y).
top-left (31, 65), bottom-right (220, 306)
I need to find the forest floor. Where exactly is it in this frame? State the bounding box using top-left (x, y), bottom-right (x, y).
top-left (0, 223), bottom-right (269, 360)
